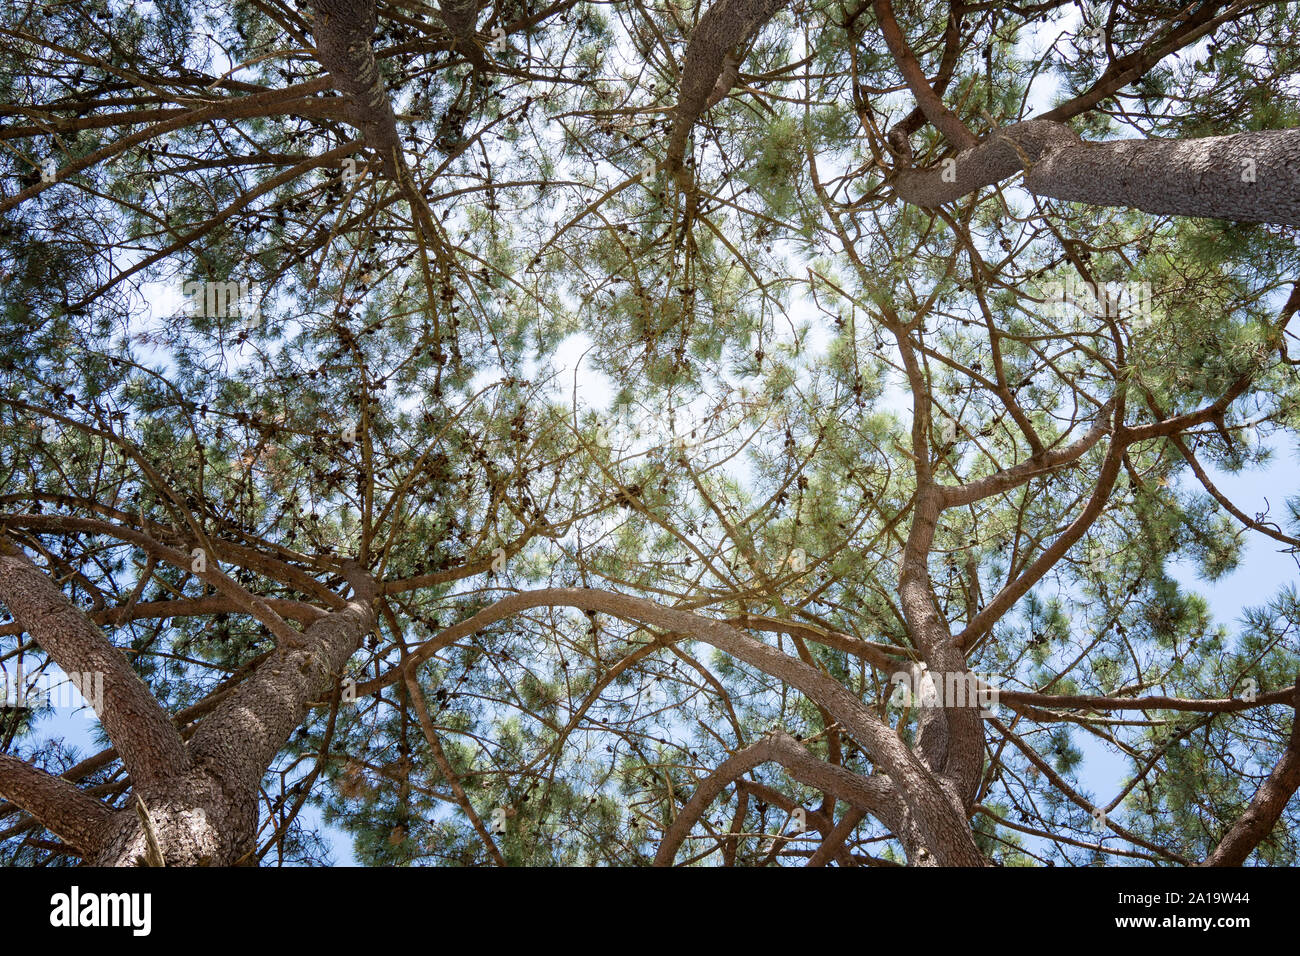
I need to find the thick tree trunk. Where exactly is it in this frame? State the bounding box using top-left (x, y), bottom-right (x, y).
top-left (88, 572), bottom-right (376, 865)
top-left (894, 121), bottom-right (1300, 226)
top-left (90, 773), bottom-right (257, 867)
top-left (309, 0), bottom-right (404, 177)
top-left (0, 536), bottom-right (189, 795)
top-left (666, 0), bottom-right (788, 176)
top-left (438, 0), bottom-right (482, 49)
top-left (0, 536), bottom-right (375, 866)
top-left (1203, 683), bottom-right (1300, 866)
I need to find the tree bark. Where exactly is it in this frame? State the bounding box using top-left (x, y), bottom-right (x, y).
top-left (1203, 682), bottom-right (1300, 866)
top-left (438, 0), bottom-right (482, 49)
top-left (893, 121), bottom-right (1300, 227)
top-left (309, 0), bottom-right (404, 177)
top-left (0, 536), bottom-right (376, 865)
top-left (666, 0), bottom-right (788, 176)
top-left (0, 752), bottom-right (113, 858)
top-left (896, 488), bottom-right (985, 810)
top-left (89, 566), bottom-right (376, 865)
top-left (0, 535), bottom-right (190, 796)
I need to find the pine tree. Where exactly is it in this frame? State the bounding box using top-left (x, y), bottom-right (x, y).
top-left (0, 0), bottom-right (1297, 866)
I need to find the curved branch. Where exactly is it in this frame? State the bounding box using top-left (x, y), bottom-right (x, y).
top-left (2, 513), bottom-right (309, 649)
top-left (370, 586), bottom-right (986, 864)
top-left (666, 0), bottom-right (788, 175)
top-left (0, 537), bottom-right (190, 795)
top-left (892, 119), bottom-right (1081, 205)
top-left (940, 411), bottom-right (1114, 508)
top-left (654, 729), bottom-right (896, 865)
top-left (873, 0), bottom-right (977, 150)
top-left (0, 752), bottom-right (113, 857)
top-left (1204, 682), bottom-right (1300, 866)
top-left (0, 596), bottom-right (324, 638)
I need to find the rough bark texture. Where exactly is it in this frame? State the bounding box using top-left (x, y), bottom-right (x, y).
top-left (892, 119), bottom-right (1081, 205)
top-left (0, 535), bottom-right (190, 796)
top-left (309, 0), bottom-right (404, 177)
top-left (0, 752), bottom-right (113, 857)
top-left (894, 122), bottom-right (1300, 226)
top-left (897, 488), bottom-right (985, 812)
top-left (89, 567), bottom-right (376, 865)
top-left (438, 0), bottom-right (482, 47)
top-left (0, 537), bottom-right (376, 865)
top-left (90, 772), bottom-right (255, 867)
top-left (1203, 683), bottom-right (1300, 866)
top-left (188, 570), bottom-right (375, 797)
top-left (1026, 127), bottom-right (1300, 225)
top-left (666, 0), bottom-right (788, 175)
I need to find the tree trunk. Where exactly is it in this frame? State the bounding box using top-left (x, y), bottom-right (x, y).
top-left (0, 536), bottom-right (375, 866)
top-left (894, 121), bottom-right (1300, 226)
top-left (309, 0), bottom-right (403, 177)
top-left (1203, 683), bottom-right (1300, 866)
top-left (666, 0), bottom-right (788, 176)
top-left (88, 582), bottom-right (376, 864)
top-left (90, 773), bottom-right (257, 867)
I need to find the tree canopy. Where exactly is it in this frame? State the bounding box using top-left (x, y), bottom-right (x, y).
top-left (0, 0), bottom-right (1298, 866)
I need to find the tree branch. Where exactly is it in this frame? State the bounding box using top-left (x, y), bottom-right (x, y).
top-left (1203, 682), bottom-right (1300, 866)
top-left (894, 122), bottom-right (1300, 227)
top-left (186, 563), bottom-right (376, 797)
top-left (654, 729), bottom-right (897, 865)
top-left (0, 752), bottom-right (112, 857)
top-left (309, 0), bottom-right (404, 177)
top-left (666, 0), bottom-right (788, 176)
top-left (367, 585), bottom-right (986, 864)
top-left (0, 536), bottom-right (190, 795)
top-left (873, 0), bottom-right (977, 150)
